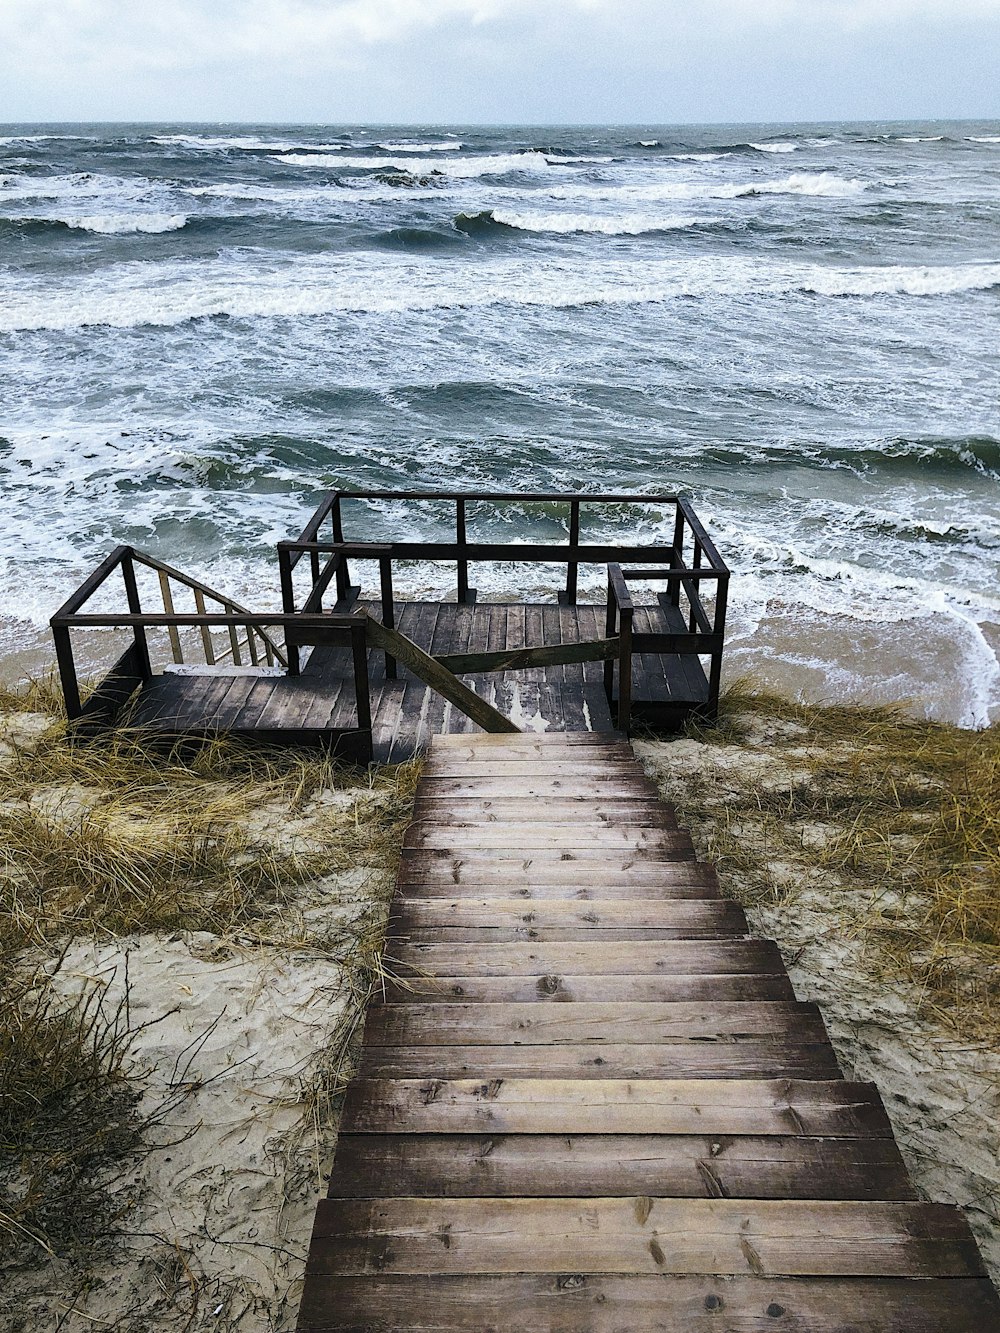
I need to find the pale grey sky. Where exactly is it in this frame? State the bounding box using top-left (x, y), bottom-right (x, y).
top-left (2, 0), bottom-right (999, 124)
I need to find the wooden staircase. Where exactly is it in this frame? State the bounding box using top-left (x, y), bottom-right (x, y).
top-left (297, 733), bottom-right (1000, 1331)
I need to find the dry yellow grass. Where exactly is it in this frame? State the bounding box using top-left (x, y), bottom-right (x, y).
top-left (0, 679), bottom-right (420, 1269)
top-left (673, 679), bottom-right (1000, 1031)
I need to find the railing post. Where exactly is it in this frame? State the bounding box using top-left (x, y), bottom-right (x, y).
top-left (456, 498), bottom-right (473, 604)
top-left (351, 620), bottom-right (373, 760)
top-left (120, 550), bottom-right (152, 681)
top-left (278, 544), bottom-right (300, 677)
top-left (332, 495), bottom-right (350, 603)
top-left (670, 503), bottom-right (685, 607)
top-left (380, 557), bottom-right (397, 679)
top-left (51, 623), bottom-right (82, 720)
top-left (689, 540), bottom-right (703, 633)
top-left (562, 499), bottom-right (580, 606)
top-left (618, 605), bottom-right (633, 733)
top-left (603, 571), bottom-right (616, 705)
top-left (708, 571), bottom-right (729, 719)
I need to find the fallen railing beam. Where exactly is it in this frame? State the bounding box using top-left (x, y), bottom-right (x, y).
top-left (363, 616), bottom-right (519, 734)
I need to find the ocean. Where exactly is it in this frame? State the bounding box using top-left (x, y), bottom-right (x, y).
top-left (0, 121), bottom-right (998, 724)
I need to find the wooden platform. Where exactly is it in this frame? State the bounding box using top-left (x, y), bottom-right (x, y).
top-left (127, 601), bottom-right (709, 761)
top-left (296, 734), bottom-right (1000, 1331)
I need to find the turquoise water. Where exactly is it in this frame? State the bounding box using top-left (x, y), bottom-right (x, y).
top-left (1, 121), bottom-right (998, 721)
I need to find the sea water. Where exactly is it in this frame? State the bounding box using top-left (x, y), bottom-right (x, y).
top-left (0, 121), bottom-right (997, 723)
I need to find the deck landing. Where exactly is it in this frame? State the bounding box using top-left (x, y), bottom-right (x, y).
top-left (129, 601), bottom-right (708, 761)
top-left (296, 733), bottom-right (1000, 1331)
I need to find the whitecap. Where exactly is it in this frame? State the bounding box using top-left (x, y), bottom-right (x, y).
top-left (61, 212), bottom-right (189, 234)
top-left (968, 135), bottom-right (1000, 143)
top-left (750, 142), bottom-right (798, 153)
top-left (669, 152), bottom-right (733, 162)
top-left (487, 209), bottom-right (704, 235)
top-left (7, 252), bottom-right (998, 334)
top-left (375, 141), bottom-right (464, 152)
top-left (275, 150), bottom-right (571, 177)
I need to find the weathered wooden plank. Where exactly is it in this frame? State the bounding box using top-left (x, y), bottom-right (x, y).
top-left (376, 972), bottom-right (796, 1004)
top-left (418, 778), bottom-right (664, 799)
top-left (421, 761), bottom-right (650, 778)
top-left (386, 939), bottom-right (786, 977)
top-left (410, 798), bottom-right (676, 827)
top-left (392, 924), bottom-right (749, 942)
top-left (397, 878), bottom-right (719, 902)
top-left (363, 1001), bottom-right (827, 1047)
top-left (391, 900), bottom-right (739, 932)
top-left (364, 616), bottom-right (520, 734)
top-left (397, 861), bottom-right (719, 893)
top-left (430, 731), bottom-right (620, 747)
top-left (297, 1273), bottom-right (1000, 1332)
top-left (339, 1078), bottom-right (892, 1137)
top-left (327, 1133), bottom-right (915, 1200)
top-left (403, 824), bottom-right (684, 850)
top-left (306, 1197), bottom-right (984, 1278)
top-left (403, 840), bottom-right (696, 867)
top-left (436, 638), bottom-right (620, 675)
top-left (358, 1042), bottom-right (841, 1081)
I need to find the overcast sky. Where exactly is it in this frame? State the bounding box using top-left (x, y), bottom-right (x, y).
top-left (3, 0), bottom-right (1000, 124)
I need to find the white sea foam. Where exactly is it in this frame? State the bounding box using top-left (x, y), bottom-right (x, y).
top-left (670, 152), bottom-right (732, 162)
top-left (750, 142), bottom-right (798, 153)
top-left (800, 263), bottom-right (1000, 298)
top-left (898, 136), bottom-right (947, 143)
top-left (487, 209), bottom-right (704, 235)
top-left (638, 140), bottom-right (660, 147)
top-left (6, 254), bottom-right (997, 334)
top-left (549, 172), bottom-right (869, 204)
top-left (968, 135), bottom-right (1000, 143)
top-left (275, 151), bottom-right (573, 177)
top-left (54, 212), bottom-right (189, 234)
top-left (375, 141), bottom-right (464, 152)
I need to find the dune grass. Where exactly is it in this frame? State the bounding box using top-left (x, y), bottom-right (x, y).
top-left (0, 682), bottom-right (420, 1270)
top-left (675, 680), bottom-right (1000, 1030)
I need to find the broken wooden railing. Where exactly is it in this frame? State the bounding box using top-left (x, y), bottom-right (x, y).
top-left (278, 490), bottom-right (730, 724)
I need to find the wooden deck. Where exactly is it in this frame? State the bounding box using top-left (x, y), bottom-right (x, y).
top-left (296, 733), bottom-right (1000, 1331)
top-left (128, 601), bottom-right (709, 761)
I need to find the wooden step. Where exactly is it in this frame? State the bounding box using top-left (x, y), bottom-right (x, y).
top-left (396, 878), bottom-right (720, 901)
top-left (429, 733), bottom-right (623, 748)
top-left (305, 1197), bottom-right (984, 1278)
top-left (363, 1000), bottom-right (827, 1046)
top-left (327, 1132), bottom-right (915, 1200)
top-left (386, 939), bottom-right (787, 977)
top-left (398, 860), bottom-right (716, 890)
top-left (416, 779), bottom-right (663, 799)
top-left (402, 842), bottom-right (697, 870)
top-left (421, 762), bottom-right (648, 779)
top-left (340, 1079), bottom-right (889, 1137)
top-left (411, 798), bottom-right (677, 827)
top-left (298, 1273), bottom-right (1000, 1332)
top-left (359, 1043), bottom-right (842, 1081)
top-left (403, 824), bottom-right (685, 850)
top-left (390, 899), bottom-right (744, 933)
top-left (376, 972), bottom-right (795, 1003)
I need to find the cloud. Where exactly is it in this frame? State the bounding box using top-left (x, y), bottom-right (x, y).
top-left (4, 0), bottom-right (1000, 76)
top-left (1, 0), bottom-right (998, 120)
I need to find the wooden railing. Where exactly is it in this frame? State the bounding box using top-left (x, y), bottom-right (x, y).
top-left (49, 546), bottom-right (289, 724)
top-left (278, 491), bottom-right (730, 720)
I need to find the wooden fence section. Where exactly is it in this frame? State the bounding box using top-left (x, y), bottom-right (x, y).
top-left (297, 734), bottom-right (1000, 1332)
